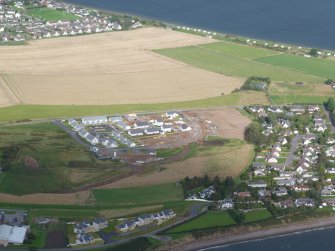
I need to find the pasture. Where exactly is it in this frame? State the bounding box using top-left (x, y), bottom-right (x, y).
top-left (256, 54), bottom-right (335, 80)
top-left (0, 27), bottom-right (243, 106)
top-left (93, 183), bottom-right (184, 208)
top-left (156, 42), bottom-right (323, 82)
top-left (166, 211), bottom-right (236, 234)
top-left (270, 82), bottom-right (334, 104)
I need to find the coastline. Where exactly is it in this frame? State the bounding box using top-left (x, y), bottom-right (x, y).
top-left (62, 0), bottom-right (335, 51)
top-left (176, 216), bottom-right (335, 251)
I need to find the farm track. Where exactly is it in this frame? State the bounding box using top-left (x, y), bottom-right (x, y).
top-left (0, 75), bottom-right (20, 106)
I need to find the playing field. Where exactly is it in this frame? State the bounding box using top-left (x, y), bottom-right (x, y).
top-left (0, 27), bottom-right (243, 106)
top-left (156, 42), bottom-right (328, 82)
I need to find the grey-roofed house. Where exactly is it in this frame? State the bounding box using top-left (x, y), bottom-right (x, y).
top-left (144, 127), bottom-right (160, 135)
top-left (128, 129), bottom-right (144, 137)
top-left (134, 121), bottom-right (150, 129)
top-left (82, 116), bottom-right (107, 125)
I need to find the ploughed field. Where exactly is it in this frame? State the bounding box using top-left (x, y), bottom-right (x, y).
top-left (0, 27), bottom-right (243, 106)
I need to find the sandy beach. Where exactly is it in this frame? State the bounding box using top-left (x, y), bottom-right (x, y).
top-left (162, 216), bottom-right (335, 251)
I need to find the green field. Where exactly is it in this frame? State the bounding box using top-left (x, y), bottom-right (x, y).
top-left (0, 91), bottom-right (267, 123)
top-left (256, 54), bottom-right (335, 79)
top-left (26, 7), bottom-right (78, 21)
top-left (156, 42), bottom-right (323, 82)
top-left (244, 209), bottom-right (272, 223)
top-left (157, 147), bottom-right (183, 158)
top-left (166, 211), bottom-right (236, 234)
top-left (93, 183), bottom-right (184, 208)
top-left (0, 122), bottom-right (130, 195)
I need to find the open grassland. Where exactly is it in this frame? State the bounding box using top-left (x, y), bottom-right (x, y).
top-left (166, 211), bottom-right (236, 234)
top-left (270, 82), bottom-right (334, 104)
top-left (0, 91), bottom-right (268, 123)
top-left (156, 42), bottom-right (323, 82)
top-left (0, 27), bottom-right (243, 106)
top-left (25, 7), bottom-right (78, 21)
top-left (100, 140), bottom-right (254, 189)
top-left (256, 54), bottom-right (335, 79)
top-left (93, 183), bottom-right (184, 208)
top-left (0, 122), bottom-right (131, 195)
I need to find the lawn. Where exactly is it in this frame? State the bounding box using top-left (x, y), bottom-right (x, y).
top-left (0, 91), bottom-right (267, 123)
top-left (30, 208), bottom-right (98, 219)
top-left (201, 42), bottom-right (279, 59)
top-left (156, 45), bottom-right (321, 82)
top-left (270, 95), bottom-right (331, 105)
top-left (0, 122), bottom-right (130, 195)
top-left (166, 211), bottom-right (236, 234)
top-left (256, 54), bottom-right (335, 80)
top-left (26, 7), bottom-right (78, 21)
top-left (93, 183), bottom-right (184, 208)
top-left (244, 209), bottom-right (272, 223)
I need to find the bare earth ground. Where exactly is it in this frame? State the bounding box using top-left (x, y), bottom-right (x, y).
top-left (99, 143), bottom-right (254, 189)
top-left (185, 108), bottom-right (251, 139)
top-left (0, 191), bottom-right (91, 205)
top-left (0, 27), bottom-right (243, 106)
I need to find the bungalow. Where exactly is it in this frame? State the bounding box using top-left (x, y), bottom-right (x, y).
top-left (289, 105), bottom-right (305, 114)
top-left (218, 199), bottom-right (234, 209)
top-left (0, 225), bottom-right (28, 247)
top-left (266, 154), bottom-right (278, 163)
top-left (76, 234), bottom-right (93, 245)
top-left (152, 119), bottom-right (164, 126)
top-left (116, 121), bottom-right (131, 131)
top-left (116, 220), bottom-right (136, 232)
top-left (278, 137), bottom-right (288, 145)
top-left (180, 124), bottom-right (191, 132)
top-left (277, 178), bottom-right (296, 186)
top-left (78, 129), bottom-right (89, 138)
top-left (132, 21), bottom-right (143, 29)
top-left (92, 218), bottom-right (108, 231)
top-left (101, 138), bottom-right (118, 148)
top-left (82, 116), bottom-right (108, 125)
top-left (272, 187), bottom-right (288, 197)
top-left (74, 221), bottom-right (91, 234)
top-left (249, 106), bottom-right (265, 113)
top-left (236, 191), bottom-right (251, 198)
top-left (144, 127), bottom-right (160, 135)
top-left (199, 186), bottom-right (215, 199)
top-left (268, 106), bottom-right (283, 113)
top-left (14, 34), bottom-right (25, 41)
top-left (295, 198), bottom-right (315, 208)
top-left (86, 133), bottom-right (99, 145)
top-left (326, 146), bottom-right (335, 158)
top-left (109, 116), bottom-right (123, 123)
top-left (307, 105), bottom-right (320, 113)
top-left (128, 129), bottom-right (144, 137)
top-left (258, 189), bottom-right (271, 198)
top-left (277, 199), bottom-right (294, 209)
top-left (322, 198), bottom-right (335, 207)
top-left (165, 111), bottom-right (179, 119)
top-left (134, 121), bottom-right (150, 129)
top-left (248, 180), bottom-right (267, 188)
top-left (293, 185), bottom-right (310, 192)
top-left (161, 124), bottom-right (173, 133)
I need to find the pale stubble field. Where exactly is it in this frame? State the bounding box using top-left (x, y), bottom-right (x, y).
top-left (0, 27), bottom-right (243, 106)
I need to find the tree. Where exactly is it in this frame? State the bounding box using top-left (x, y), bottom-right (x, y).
top-left (325, 97), bottom-right (335, 112)
top-left (325, 79), bottom-right (334, 85)
top-left (309, 48), bottom-right (318, 57)
top-left (244, 122), bottom-right (266, 146)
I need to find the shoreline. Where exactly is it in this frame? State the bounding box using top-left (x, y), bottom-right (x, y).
top-left (62, 0), bottom-right (335, 51)
top-left (178, 216), bottom-right (335, 251)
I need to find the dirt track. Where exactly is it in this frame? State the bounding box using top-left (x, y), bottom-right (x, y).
top-left (0, 27), bottom-right (243, 105)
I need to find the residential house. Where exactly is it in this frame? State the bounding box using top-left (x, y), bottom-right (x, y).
top-left (134, 122), bottom-right (150, 129)
top-left (180, 124), bottom-right (191, 132)
top-left (144, 127), bottom-right (160, 135)
top-left (295, 198), bottom-right (315, 208)
top-left (82, 116), bottom-right (108, 125)
top-left (248, 180), bottom-right (267, 188)
top-left (218, 199), bottom-right (234, 209)
top-left (128, 129), bottom-right (144, 137)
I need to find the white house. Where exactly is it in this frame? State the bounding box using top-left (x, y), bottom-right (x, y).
top-left (82, 116), bottom-right (108, 125)
top-left (0, 225), bottom-right (28, 247)
top-left (144, 127), bottom-right (160, 135)
top-left (161, 125), bottom-right (173, 133)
